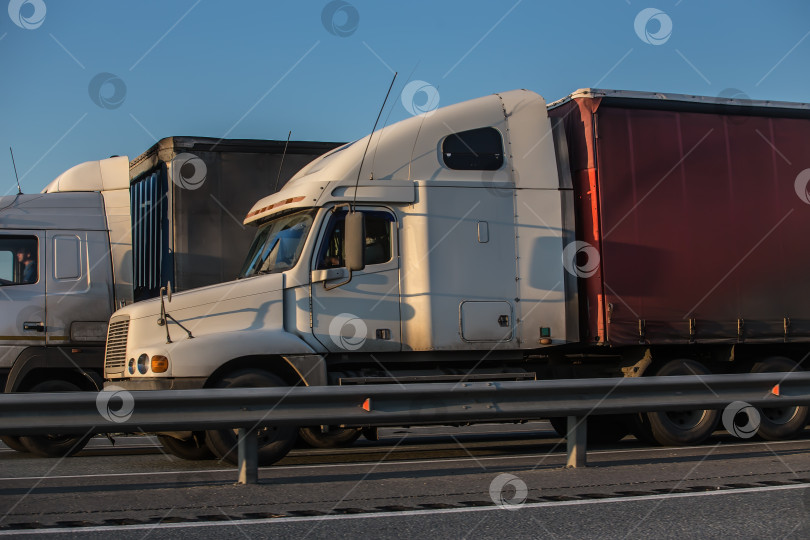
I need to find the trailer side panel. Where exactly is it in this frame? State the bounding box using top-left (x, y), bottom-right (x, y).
top-left (561, 99), bottom-right (810, 345)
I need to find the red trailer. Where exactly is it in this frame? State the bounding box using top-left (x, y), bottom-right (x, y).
top-left (548, 90), bottom-right (810, 445)
top-left (550, 90), bottom-right (810, 347)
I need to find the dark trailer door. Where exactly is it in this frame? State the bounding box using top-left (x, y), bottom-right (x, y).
top-left (129, 137), bottom-right (343, 301)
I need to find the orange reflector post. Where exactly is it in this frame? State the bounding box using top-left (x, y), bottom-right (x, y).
top-left (771, 384), bottom-right (780, 396)
top-left (362, 398), bottom-right (372, 412)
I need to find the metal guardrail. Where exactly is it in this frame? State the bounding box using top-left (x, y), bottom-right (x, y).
top-left (1, 372), bottom-right (809, 483)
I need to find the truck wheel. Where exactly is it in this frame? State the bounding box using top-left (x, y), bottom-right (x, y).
top-left (549, 415), bottom-right (630, 444)
top-left (298, 426), bottom-right (362, 448)
top-left (158, 434), bottom-right (215, 460)
top-left (204, 370), bottom-right (298, 466)
top-left (19, 380), bottom-right (92, 457)
top-left (645, 359), bottom-right (719, 446)
top-left (1, 435), bottom-right (28, 453)
top-left (750, 357), bottom-right (808, 440)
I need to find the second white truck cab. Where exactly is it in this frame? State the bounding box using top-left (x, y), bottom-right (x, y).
top-left (1, 156), bottom-right (132, 456)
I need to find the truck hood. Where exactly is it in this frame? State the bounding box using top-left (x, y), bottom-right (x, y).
top-left (114, 273), bottom-right (286, 322)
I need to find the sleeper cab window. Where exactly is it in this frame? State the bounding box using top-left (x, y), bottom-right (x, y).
top-left (317, 211), bottom-right (394, 269)
top-left (442, 127), bottom-right (504, 170)
top-left (0, 236), bottom-right (38, 286)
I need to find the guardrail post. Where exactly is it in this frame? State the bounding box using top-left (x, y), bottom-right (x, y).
top-left (566, 415), bottom-right (587, 468)
top-left (237, 427), bottom-right (259, 484)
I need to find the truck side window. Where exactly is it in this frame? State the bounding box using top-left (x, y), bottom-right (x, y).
top-left (317, 211), bottom-right (394, 269)
top-left (0, 236), bottom-right (38, 286)
top-left (442, 127), bottom-right (504, 170)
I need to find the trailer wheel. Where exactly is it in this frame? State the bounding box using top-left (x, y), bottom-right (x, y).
top-left (645, 359), bottom-right (719, 446)
top-left (158, 434), bottom-right (215, 460)
top-left (549, 415), bottom-right (630, 444)
top-left (1, 435), bottom-right (28, 453)
top-left (750, 357), bottom-right (808, 440)
top-left (204, 369), bottom-right (298, 466)
top-left (19, 380), bottom-right (92, 457)
top-left (298, 426), bottom-right (362, 448)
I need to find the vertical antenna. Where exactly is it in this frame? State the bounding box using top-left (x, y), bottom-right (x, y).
top-left (370, 62), bottom-right (420, 178)
top-left (352, 72), bottom-right (397, 208)
top-left (274, 131), bottom-right (292, 192)
top-left (407, 86), bottom-right (440, 181)
top-left (9, 147), bottom-right (21, 194)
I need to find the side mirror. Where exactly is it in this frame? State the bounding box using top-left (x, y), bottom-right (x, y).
top-left (345, 211), bottom-right (365, 272)
top-left (166, 281), bottom-right (173, 303)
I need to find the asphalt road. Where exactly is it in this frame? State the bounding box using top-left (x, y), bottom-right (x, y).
top-left (2, 423), bottom-right (810, 538)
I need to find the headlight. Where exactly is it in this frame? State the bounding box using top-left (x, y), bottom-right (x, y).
top-left (128, 358), bottom-right (135, 375)
top-left (137, 354), bottom-right (149, 374)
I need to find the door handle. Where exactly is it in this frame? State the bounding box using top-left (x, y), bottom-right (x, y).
top-left (23, 322), bottom-right (45, 332)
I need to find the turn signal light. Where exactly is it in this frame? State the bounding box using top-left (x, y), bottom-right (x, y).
top-left (151, 355), bottom-right (169, 373)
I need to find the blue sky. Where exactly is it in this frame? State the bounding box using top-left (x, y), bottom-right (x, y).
top-left (1, 0), bottom-right (809, 194)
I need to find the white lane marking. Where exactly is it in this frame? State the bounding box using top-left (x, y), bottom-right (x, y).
top-left (0, 438), bottom-right (807, 483)
top-left (2, 483), bottom-right (808, 536)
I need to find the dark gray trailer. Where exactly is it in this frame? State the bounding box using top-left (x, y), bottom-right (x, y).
top-left (129, 137), bottom-right (343, 301)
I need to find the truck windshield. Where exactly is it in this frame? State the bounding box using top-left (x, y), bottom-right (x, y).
top-left (239, 209), bottom-right (316, 278)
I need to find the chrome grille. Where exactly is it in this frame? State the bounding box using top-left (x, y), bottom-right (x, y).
top-left (104, 318), bottom-right (130, 373)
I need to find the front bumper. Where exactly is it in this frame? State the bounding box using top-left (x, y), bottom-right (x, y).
top-left (103, 377), bottom-right (207, 391)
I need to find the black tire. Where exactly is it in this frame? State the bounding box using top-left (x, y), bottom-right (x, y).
top-left (645, 359), bottom-right (719, 446)
top-left (298, 426), bottom-right (362, 449)
top-left (750, 357), bottom-right (808, 440)
top-left (159, 434), bottom-right (215, 460)
top-left (204, 370), bottom-right (297, 466)
top-left (549, 415), bottom-right (630, 444)
top-left (19, 380), bottom-right (92, 457)
top-left (1, 435), bottom-right (28, 453)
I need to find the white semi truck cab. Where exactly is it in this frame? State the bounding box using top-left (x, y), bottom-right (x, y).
top-left (0, 156), bottom-right (132, 456)
top-left (104, 90), bottom-right (566, 386)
